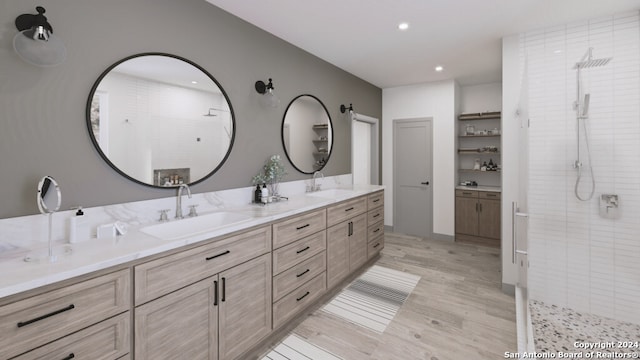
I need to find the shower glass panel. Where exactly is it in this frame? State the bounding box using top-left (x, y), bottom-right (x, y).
top-left (518, 11), bottom-right (640, 353)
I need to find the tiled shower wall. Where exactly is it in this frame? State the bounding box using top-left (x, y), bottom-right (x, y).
top-left (521, 11), bottom-right (640, 325)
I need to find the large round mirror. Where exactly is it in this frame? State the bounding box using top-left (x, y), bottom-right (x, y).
top-left (86, 53), bottom-right (235, 188)
top-left (282, 95), bottom-right (333, 174)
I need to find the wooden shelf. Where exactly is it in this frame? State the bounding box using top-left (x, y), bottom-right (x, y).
top-left (458, 151), bottom-right (501, 155)
top-left (312, 139), bottom-right (328, 143)
top-left (459, 169), bottom-right (501, 173)
top-left (312, 124), bottom-right (329, 129)
top-left (458, 112), bottom-right (501, 121)
top-left (459, 134), bottom-right (500, 138)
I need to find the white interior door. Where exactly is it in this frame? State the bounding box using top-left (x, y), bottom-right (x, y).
top-left (393, 118), bottom-right (433, 238)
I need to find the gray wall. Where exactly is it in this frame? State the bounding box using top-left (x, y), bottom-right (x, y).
top-left (0, 0), bottom-right (382, 219)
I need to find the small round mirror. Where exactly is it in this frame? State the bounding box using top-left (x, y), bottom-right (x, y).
top-left (37, 176), bottom-right (61, 214)
top-left (281, 95), bottom-right (333, 174)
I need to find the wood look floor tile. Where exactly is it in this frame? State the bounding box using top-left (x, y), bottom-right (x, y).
top-left (257, 232), bottom-right (517, 360)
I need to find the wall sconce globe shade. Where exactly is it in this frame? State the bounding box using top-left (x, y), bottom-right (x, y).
top-left (13, 30), bottom-right (66, 67)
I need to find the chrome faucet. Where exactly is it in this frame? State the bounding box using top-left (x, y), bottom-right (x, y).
top-left (175, 184), bottom-right (192, 219)
top-left (310, 171), bottom-right (324, 192)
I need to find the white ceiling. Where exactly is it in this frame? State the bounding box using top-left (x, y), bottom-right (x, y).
top-left (205, 0), bottom-right (640, 88)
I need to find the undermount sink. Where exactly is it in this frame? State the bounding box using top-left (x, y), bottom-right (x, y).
top-left (140, 211), bottom-right (253, 241)
top-left (305, 189), bottom-right (354, 198)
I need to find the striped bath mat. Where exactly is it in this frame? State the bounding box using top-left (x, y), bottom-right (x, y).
top-left (261, 334), bottom-right (343, 360)
top-left (322, 265), bottom-right (421, 333)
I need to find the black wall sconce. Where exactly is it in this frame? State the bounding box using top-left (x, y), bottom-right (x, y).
top-left (340, 103), bottom-right (354, 114)
top-left (13, 6), bottom-right (66, 67)
top-left (255, 78), bottom-right (280, 108)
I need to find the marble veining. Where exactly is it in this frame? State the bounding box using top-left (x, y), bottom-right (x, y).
top-left (0, 174), bottom-right (385, 299)
top-left (530, 300), bottom-right (640, 356)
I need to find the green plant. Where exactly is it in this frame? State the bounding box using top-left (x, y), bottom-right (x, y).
top-left (252, 155), bottom-right (287, 185)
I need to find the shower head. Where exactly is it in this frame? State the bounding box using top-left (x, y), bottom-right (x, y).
top-left (573, 47), bottom-right (612, 69)
top-left (204, 108), bottom-right (219, 117)
top-left (574, 57), bottom-right (611, 69)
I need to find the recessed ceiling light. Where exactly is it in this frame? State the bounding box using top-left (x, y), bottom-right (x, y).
top-left (191, 81), bottom-right (198, 84)
top-left (398, 22), bottom-right (409, 31)
top-left (435, 66), bottom-right (443, 72)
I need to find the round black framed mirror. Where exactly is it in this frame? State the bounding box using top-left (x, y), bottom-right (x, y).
top-left (86, 53), bottom-right (235, 188)
top-left (281, 95), bottom-right (333, 174)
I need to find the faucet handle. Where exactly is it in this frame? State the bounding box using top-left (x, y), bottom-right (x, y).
top-left (188, 205), bottom-right (199, 217)
top-left (158, 209), bottom-right (170, 222)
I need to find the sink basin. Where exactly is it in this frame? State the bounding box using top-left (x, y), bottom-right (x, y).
top-left (305, 189), bottom-right (354, 198)
top-left (140, 211), bottom-right (253, 241)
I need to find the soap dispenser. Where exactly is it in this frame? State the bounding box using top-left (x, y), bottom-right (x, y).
top-left (69, 207), bottom-right (90, 243)
top-left (254, 184), bottom-right (262, 203)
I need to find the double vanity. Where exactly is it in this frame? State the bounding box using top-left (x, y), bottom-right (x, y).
top-left (0, 185), bottom-right (384, 360)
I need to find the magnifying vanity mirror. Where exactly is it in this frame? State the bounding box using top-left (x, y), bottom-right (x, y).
top-left (282, 95), bottom-right (333, 174)
top-left (25, 176), bottom-right (68, 262)
top-left (86, 53), bottom-right (235, 188)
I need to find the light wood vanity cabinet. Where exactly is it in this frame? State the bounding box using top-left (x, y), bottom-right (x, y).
top-left (0, 269), bottom-right (130, 360)
top-left (271, 210), bottom-right (328, 329)
top-left (326, 196), bottom-right (369, 289)
top-left (367, 190), bottom-right (385, 259)
top-left (134, 226), bottom-right (272, 360)
top-left (455, 190), bottom-right (501, 247)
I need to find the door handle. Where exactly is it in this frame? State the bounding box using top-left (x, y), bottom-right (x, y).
top-left (512, 202), bottom-right (529, 264)
top-left (421, 181), bottom-right (430, 185)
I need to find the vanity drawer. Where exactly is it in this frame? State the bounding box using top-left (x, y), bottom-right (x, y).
top-left (368, 220), bottom-right (384, 240)
top-left (479, 191), bottom-right (501, 200)
top-left (273, 272), bottom-right (326, 329)
top-left (13, 312), bottom-right (130, 360)
top-left (273, 251), bottom-right (326, 301)
top-left (273, 230), bottom-right (326, 275)
top-left (455, 189), bottom-right (478, 198)
top-left (0, 269), bottom-right (130, 360)
top-left (134, 225), bottom-right (271, 305)
top-left (368, 236), bottom-right (384, 259)
top-left (327, 196), bottom-right (367, 227)
top-left (367, 191), bottom-right (384, 210)
top-left (367, 207), bottom-right (384, 225)
top-left (272, 209), bottom-right (326, 249)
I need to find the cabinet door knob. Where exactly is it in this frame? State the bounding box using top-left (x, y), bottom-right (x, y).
top-left (421, 181), bottom-right (430, 185)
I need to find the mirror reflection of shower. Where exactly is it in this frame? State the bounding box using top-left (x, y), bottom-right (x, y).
top-left (572, 47), bottom-right (612, 201)
top-left (204, 107), bottom-right (232, 140)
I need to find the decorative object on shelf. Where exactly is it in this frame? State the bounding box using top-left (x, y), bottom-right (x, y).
top-left (252, 154), bottom-right (288, 197)
top-left (255, 78), bottom-right (280, 108)
top-left (13, 6), bottom-right (66, 67)
top-left (465, 124), bottom-right (475, 135)
top-left (481, 161), bottom-right (488, 171)
top-left (340, 103), bottom-right (354, 114)
top-left (473, 159), bottom-right (481, 170)
top-left (460, 180), bottom-right (478, 187)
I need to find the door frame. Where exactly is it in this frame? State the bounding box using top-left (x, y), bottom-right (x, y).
top-left (392, 117), bottom-right (433, 237)
top-left (351, 112), bottom-right (380, 185)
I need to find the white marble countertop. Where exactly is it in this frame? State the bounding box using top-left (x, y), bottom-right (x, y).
top-left (0, 184), bottom-right (384, 300)
top-left (456, 185), bottom-right (502, 192)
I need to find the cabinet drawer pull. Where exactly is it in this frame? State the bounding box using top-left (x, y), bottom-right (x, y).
top-left (296, 269), bottom-right (310, 278)
top-left (475, 203), bottom-right (479, 212)
top-left (486, 193), bottom-right (497, 197)
top-left (348, 221), bottom-right (353, 236)
top-left (221, 277), bottom-right (226, 302)
top-left (345, 207), bottom-right (355, 212)
top-left (296, 246), bottom-right (310, 254)
top-left (479, 203), bottom-right (483, 212)
top-left (373, 213), bottom-right (380, 218)
top-left (213, 280), bottom-right (219, 306)
top-left (61, 353), bottom-right (75, 360)
top-left (463, 192), bottom-right (473, 195)
top-left (206, 250), bottom-right (230, 261)
top-left (373, 199), bottom-right (380, 203)
top-left (373, 242), bottom-right (380, 248)
top-left (373, 228), bottom-right (380, 233)
top-left (296, 291), bottom-right (310, 301)
top-left (17, 304), bottom-right (75, 328)
top-left (296, 224), bottom-right (310, 230)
